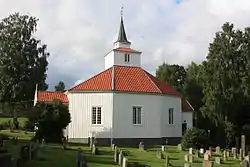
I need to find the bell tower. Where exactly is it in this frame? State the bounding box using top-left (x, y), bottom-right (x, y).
top-left (104, 7), bottom-right (142, 69)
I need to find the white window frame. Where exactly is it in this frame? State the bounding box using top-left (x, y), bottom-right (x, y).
top-left (132, 106), bottom-right (142, 125)
top-left (125, 53), bottom-right (130, 62)
top-left (92, 106), bottom-right (102, 125)
top-left (169, 108), bottom-right (174, 125)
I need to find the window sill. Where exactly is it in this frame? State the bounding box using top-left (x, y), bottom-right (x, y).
top-left (91, 124), bottom-right (103, 127)
top-left (168, 124), bottom-right (176, 127)
top-left (133, 124), bottom-right (143, 126)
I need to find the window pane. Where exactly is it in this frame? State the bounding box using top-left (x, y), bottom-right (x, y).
top-left (133, 107), bottom-right (136, 124)
top-left (92, 107), bottom-right (97, 124)
top-left (127, 54), bottom-right (130, 62)
top-left (169, 108), bottom-right (174, 124)
top-left (137, 107), bottom-right (141, 124)
top-left (97, 107), bottom-right (101, 124)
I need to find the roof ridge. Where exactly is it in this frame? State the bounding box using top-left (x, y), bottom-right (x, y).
top-left (142, 69), bottom-right (162, 93)
top-left (38, 91), bottom-right (64, 93)
top-left (68, 67), bottom-right (113, 91)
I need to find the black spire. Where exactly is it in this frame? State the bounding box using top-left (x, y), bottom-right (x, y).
top-left (115, 7), bottom-right (131, 44)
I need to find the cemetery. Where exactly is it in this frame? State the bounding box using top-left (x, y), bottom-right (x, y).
top-left (0, 129), bottom-right (249, 167)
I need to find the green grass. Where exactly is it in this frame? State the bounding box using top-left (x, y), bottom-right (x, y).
top-left (0, 130), bottom-right (243, 167)
top-left (0, 117), bottom-right (28, 127)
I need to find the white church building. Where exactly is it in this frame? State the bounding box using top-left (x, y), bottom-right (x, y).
top-left (34, 14), bottom-right (194, 146)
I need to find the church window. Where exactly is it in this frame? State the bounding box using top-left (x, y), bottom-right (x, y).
top-left (92, 107), bottom-right (102, 125)
top-left (169, 108), bottom-right (174, 124)
top-left (125, 53), bottom-right (130, 62)
top-left (132, 106), bottom-right (142, 125)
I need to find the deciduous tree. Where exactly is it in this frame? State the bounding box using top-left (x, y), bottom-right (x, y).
top-left (0, 13), bottom-right (49, 105)
top-left (156, 63), bottom-right (187, 93)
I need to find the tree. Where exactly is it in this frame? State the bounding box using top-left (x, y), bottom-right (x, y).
top-left (184, 62), bottom-right (204, 111)
top-left (31, 99), bottom-right (71, 142)
top-left (202, 22), bottom-right (250, 135)
top-left (184, 62), bottom-right (206, 128)
top-left (54, 81), bottom-right (65, 92)
top-left (0, 13), bottom-right (49, 106)
top-left (156, 63), bottom-right (187, 93)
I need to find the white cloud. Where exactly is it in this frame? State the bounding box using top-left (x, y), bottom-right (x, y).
top-left (1, 0), bottom-right (250, 89)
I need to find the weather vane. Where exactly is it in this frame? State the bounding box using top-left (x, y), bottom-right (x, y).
top-left (121, 5), bottom-right (124, 17)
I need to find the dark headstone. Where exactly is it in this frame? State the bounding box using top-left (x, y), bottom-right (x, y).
top-left (0, 154), bottom-right (11, 167)
top-left (87, 137), bottom-right (90, 146)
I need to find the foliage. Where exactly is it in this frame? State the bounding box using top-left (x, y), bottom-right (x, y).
top-left (13, 117), bottom-right (19, 129)
top-left (181, 128), bottom-right (209, 149)
top-left (224, 120), bottom-right (235, 148)
top-left (0, 13), bottom-right (49, 105)
top-left (201, 22), bottom-right (250, 134)
top-left (156, 63), bottom-right (187, 93)
top-left (31, 99), bottom-right (71, 143)
top-left (54, 81), bottom-right (66, 92)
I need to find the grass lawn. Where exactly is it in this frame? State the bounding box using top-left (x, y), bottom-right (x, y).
top-left (0, 117), bottom-right (28, 127)
top-left (0, 130), bottom-right (243, 167)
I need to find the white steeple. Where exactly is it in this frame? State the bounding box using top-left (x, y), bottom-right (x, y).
top-left (104, 7), bottom-right (142, 70)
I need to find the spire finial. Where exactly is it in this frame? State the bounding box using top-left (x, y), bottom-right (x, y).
top-left (121, 5), bottom-right (124, 18)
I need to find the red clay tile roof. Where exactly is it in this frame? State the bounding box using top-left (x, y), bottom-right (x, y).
top-left (36, 66), bottom-right (193, 111)
top-left (114, 47), bottom-right (141, 53)
top-left (182, 99), bottom-right (194, 112)
top-left (37, 91), bottom-right (68, 103)
top-left (69, 66), bottom-right (194, 112)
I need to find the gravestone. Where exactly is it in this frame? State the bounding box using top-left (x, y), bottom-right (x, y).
top-left (223, 150), bottom-right (227, 161)
top-left (215, 146), bottom-right (220, 154)
top-left (242, 160), bottom-right (249, 167)
top-left (114, 146), bottom-right (118, 163)
top-left (112, 144), bottom-right (116, 151)
top-left (232, 148), bottom-right (237, 158)
top-left (87, 137), bottom-right (90, 146)
top-left (184, 154), bottom-right (189, 162)
top-left (184, 163), bottom-right (191, 167)
top-left (139, 142), bottom-right (144, 151)
top-left (122, 157), bottom-right (128, 167)
top-left (226, 151), bottom-right (230, 157)
top-left (161, 145), bottom-right (165, 152)
top-left (92, 144), bottom-right (96, 155)
top-left (194, 150), bottom-right (200, 158)
top-left (206, 150), bottom-right (211, 157)
top-left (215, 157), bottom-right (221, 165)
top-left (240, 149), bottom-right (243, 160)
top-left (177, 144), bottom-right (182, 151)
top-left (188, 155), bottom-right (193, 163)
top-left (165, 155), bottom-right (170, 167)
top-left (242, 135), bottom-right (246, 156)
top-left (203, 160), bottom-right (213, 167)
top-left (189, 148), bottom-right (193, 155)
top-left (208, 147), bottom-right (212, 156)
top-left (245, 155), bottom-right (250, 162)
top-left (156, 151), bottom-right (164, 159)
top-left (76, 150), bottom-right (84, 167)
top-left (119, 151), bottom-right (123, 165)
top-left (204, 153), bottom-right (209, 161)
top-left (0, 154), bottom-right (11, 167)
top-left (0, 135), bottom-right (3, 147)
top-left (200, 148), bottom-right (204, 154)
top-left (165, 155), bottom-right (169, 167)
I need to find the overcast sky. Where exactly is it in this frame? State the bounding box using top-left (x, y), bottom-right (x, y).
top-left (1, 0), bottom-right (250, 90)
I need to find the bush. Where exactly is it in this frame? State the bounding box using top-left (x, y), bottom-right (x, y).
top-left (0, 122), bottom-right (9, 130)
top-left (181, 127), bottom-right (209, 149)
top-left (23, 120), bottom-right (34, 131)
top-left (32, 99), bottom-right (71, 143)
